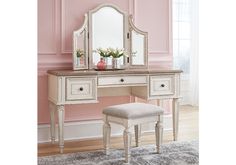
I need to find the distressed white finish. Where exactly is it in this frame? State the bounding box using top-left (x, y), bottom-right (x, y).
top-left (128, 15), bottom-right (148, 69)
top-left (123, 127), bottom-right (132, 163)
top-left (49, 101), bottom-right (56, 143)
top-left (98, 75), bottom-right (147, 86)
top-left (103, 120), bottom-right (111, 155)
top-left (73, 14), bottom-right (89, 70)
top-left (66, 77), bottom-right (97, 101)
top-left (150, 75), bottom-right (175, 96)
top-left (71, 3), bottom-right (148, 70)
top-left (155, 115), bottom-right (163, 153)
top-left (102, 106), bottom-right (163, 164)
top-left (172, 98), bottom-right (180, 141)
top-left (57, 105), bottom-right (65, 153)
top-left (134, 124), bottom-right (141, 147)
top-left (47, 69), bottom-right (181, 153)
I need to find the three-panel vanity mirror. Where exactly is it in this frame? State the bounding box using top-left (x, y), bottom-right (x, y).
top-left (73, 4), bottom-right (148, 70)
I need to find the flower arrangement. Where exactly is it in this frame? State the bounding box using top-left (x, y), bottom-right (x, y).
top-left (94, 48), bottom-right (110, 58)
top-left (94, 47), bottom-right (126, 58)
top-left (94, 47), bottom-right (126, 69)
top-left (76, 49), bottom-right (84, 58)
top-left (107, 48), bottom-right (126, 58)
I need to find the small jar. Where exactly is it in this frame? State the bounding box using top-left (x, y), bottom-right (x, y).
top-left (97, 58), bottom-right (106, 70)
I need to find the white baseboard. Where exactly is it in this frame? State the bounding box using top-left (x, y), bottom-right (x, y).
top-left (38, 115), bottom-right (172, 143)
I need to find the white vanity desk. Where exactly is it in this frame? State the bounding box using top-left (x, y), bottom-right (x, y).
top-left (48, 68), bottom-right (182, 153)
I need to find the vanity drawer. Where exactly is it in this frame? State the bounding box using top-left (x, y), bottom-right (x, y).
top-left (150, 75), bottom-right (175, 96)
top-left (98, 75), bottom-right (147, 86)
top-left (66, 77), bottom-right (97, 101)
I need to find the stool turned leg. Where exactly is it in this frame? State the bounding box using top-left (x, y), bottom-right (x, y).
top-left (123, 128), bottom-right (132, 164)
top-left (134, 124), bottom-right (141, 147)
top-left (155, 115), bottom-right (163, 154)
top-left (103, 121), bottom-right (111, 155)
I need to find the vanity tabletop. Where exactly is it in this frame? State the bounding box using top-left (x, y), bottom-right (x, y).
top-left (47, 68), bottom-right (182, 76)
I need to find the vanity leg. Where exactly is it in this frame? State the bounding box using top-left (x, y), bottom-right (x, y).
top-left (57, 105), bottom-right (65, 153)
top-left (172, 98), bottom-right (179, 141)
top-left (49, 101), bottom-right (56, 144)
top-left (134, 124), bottom-right (141, 147)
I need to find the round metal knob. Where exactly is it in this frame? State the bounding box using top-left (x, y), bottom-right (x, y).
top-left (79, 87), bottom-right (83, 91)
top-left (120, 78), bottom-right (124, 82)
top-left (161, 84), bottom-right (165, 87)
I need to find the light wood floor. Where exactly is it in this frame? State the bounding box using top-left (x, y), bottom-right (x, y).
top-left (38, 105), bottom-right (198, 157)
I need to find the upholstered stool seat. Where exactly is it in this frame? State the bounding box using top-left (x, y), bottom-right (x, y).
top-left (102, 103), bottom-right (164, 164)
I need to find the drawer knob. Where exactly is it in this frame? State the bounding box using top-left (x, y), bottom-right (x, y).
top-left (161, 84), bottom-right (165, 87)
top-left (79, 87), bottom-right (83, 91)
top-left (120, 78), bottom-right (124, 82)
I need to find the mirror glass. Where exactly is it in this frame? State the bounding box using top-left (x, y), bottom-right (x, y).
top-left (91, 6), bottom-right (124, 67)
top-left (74, 30), bottom-right (86, 66)
top-left (128, 15), bottom-right (148, 69)
top-left (131, 30), bottom-right (145, 65)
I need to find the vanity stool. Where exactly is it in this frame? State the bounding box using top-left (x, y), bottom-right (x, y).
top-left (102, 103), bottom-right (164, 164)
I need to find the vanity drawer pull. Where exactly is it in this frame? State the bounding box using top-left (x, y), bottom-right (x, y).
top-left (150, 75), bottom-right (175, 96)
top-left (66, 77), bottom-right (97, 101)
top-left (98, 75), bottom-right (147, 86)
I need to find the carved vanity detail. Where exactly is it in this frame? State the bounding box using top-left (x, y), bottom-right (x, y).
top-left (47, 4), bottom-right (182, 153)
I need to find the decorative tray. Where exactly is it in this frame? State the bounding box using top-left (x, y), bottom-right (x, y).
top-left (94, 68), bottom-right (125, 71)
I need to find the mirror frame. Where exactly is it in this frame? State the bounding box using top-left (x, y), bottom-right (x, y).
top-left (128, 15), bottom-right (148, 69)
top-left (88, 4), bottom-right (129, 69)
top-left (72, 3), bottom-right (148, 70)
top-left (72, 14), bottom-right (89, 70)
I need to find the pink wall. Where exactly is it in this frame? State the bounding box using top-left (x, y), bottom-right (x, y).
top-left (38, 0), bottom-right (173, 124)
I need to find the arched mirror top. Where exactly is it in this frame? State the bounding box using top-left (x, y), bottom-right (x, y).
top-left (128, 15), bottom-right (148, 36)
top-left (88, 3), bottom-right (127, 16)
